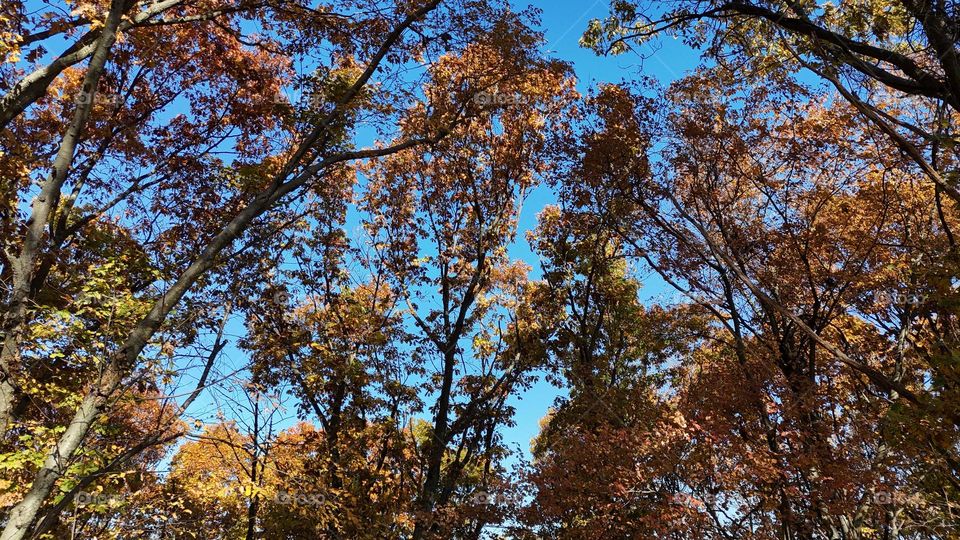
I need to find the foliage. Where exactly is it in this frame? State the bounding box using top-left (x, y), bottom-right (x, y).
top-left (2, 1), bottom-right (959, 539)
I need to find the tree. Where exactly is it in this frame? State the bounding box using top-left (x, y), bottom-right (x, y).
top-left (528, 68), bottom-right (960, 538)
top-left (168, 5), bottom-right (574, 538)
top-left (518, 206), bottom-right (703, 539)
top-left (360, 23), bottom-right (574, 537)
top-left (0, 1), bottom-right (526, 537)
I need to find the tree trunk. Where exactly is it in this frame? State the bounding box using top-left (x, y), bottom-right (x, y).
top-left (412, 346), bottom-right (457, 540)
top-left (0, 0), bottom-right (128, 435)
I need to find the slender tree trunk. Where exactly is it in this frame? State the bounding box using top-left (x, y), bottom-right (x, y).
top-left (412, 346), bottom-right (457, 540)
top-left (0, 0), bottom-right (129, 435)
top-left (245, 397), bottom-right (261, 540)
top-left (0, 392), bottom-right (104, 540)
top-left (244, 493), bottom-right (260, 540)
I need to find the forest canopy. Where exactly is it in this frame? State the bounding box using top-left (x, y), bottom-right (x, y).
top-left (1, 0), bottom-right (959, 539)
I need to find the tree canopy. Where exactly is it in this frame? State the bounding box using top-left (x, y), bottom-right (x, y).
top-left (1, 0), bottom-right (959, 539)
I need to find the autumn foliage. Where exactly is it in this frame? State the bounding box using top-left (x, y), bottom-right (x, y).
top-left (1, 0), bottom-right (960, 539)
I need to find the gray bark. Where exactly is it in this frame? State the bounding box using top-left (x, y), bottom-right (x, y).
top-left (0, 0), bottom-right (129, 435)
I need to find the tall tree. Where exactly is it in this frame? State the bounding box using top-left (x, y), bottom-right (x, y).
top-left (526, 69), bottom-right (960, 538)
top-left (361, 25), bottom-right (573, 537)
top-left (0, 1), bottom-right (527, 537)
